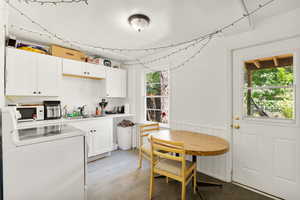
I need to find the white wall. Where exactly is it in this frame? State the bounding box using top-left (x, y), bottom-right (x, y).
top-left (130, 7), bottom-right (300, 182)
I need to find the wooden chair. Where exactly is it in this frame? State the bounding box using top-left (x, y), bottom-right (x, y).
top-left (138, 123), bottom-right (160, 169)
top-left (149, 136), bottom-right (197, 200)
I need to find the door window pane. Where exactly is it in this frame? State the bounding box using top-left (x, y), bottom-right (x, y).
top-left (244, 66), bottom-right (293, 87)
top-left (243, 54), bottom-right (295, 120)
top-left (243, 88), bottom-right (294, 119)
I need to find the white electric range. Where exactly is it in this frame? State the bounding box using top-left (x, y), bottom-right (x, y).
top-left (1, 107), bottom-right (87, 200)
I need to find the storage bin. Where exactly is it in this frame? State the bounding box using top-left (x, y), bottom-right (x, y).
top-left (50, 45), bottom-right (86, 61)
top-left (117, 127), bottom-right (133, 150)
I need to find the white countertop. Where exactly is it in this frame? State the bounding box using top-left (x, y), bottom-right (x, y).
top-left (17, 113), bottom-right (135, 129)
top-left (13, 124), bottom-right (86, 147)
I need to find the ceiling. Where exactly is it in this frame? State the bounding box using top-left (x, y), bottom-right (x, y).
top-left (7, 0), bottom-right (300, 61)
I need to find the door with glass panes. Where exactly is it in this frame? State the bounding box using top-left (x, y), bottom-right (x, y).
top-left (232, 39), bottom-right (300, 200)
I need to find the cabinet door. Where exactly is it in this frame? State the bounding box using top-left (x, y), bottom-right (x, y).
top-left (106, 68), bottom-right (127, 98)
top-left (36, 54), bottom-right (60, 96)
top-left (6, 48), bottom-right (37, 96)
top-left (84, 63), bottom-right (106, 79)
top-left (92, 119), bottom-right (113, 155)
top-left (62, 58), bottom-right (84, 76)
top-left (86, 130), bottom-right (95, 157)
top-left (106, 68), bottom-right (120, 97)
top-left (68, 121), bottom-right (94, 157)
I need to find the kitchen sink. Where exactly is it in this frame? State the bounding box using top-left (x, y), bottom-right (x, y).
top-left (66, 115), bottom-right (104, 120)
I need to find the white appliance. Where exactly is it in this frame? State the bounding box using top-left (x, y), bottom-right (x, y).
top-left (2, 107), bottom-right (86, 200)
top-left (16, 105), bottom-right (44, 121)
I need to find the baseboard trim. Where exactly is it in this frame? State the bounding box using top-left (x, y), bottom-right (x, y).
top-left (233, 182), bottom-right (283, 200)
top-left (113, 144), bottom-right (119, 151)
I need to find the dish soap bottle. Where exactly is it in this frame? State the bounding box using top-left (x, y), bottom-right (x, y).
top-left (96, 107), bottom-right (100, 116)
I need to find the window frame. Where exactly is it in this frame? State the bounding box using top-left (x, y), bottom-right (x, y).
top-left (143, 70), bottom-right (170, 128)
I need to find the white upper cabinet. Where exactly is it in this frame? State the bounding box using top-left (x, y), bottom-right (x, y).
top-left (6, 48), bottom-right (37, 96)
top-left (62, 58), bottom-right (106, 79)
top-left (5, 48), bottom-right (60, 96)
top-left (106, 68), bottom-right (127, 98)
top-left (36, 53), bottom-right (60, 96)
top-left (62, 58), bottom-right (84, 76)
top-left (84, 62), bottom-right (106, 79)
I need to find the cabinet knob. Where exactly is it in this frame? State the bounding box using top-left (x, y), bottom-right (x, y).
top-left (38, 91), bottom-right (41, 94)
top-left (33, 91), bottom-right (36, 94)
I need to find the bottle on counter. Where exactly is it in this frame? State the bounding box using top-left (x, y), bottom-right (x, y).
top-left (96, 107), bottom-right (100, 116)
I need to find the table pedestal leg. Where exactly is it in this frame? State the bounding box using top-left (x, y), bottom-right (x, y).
top-left (193, 155), bottom-right (223, 200)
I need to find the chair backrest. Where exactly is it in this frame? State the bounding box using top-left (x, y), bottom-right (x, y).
top-left (149, 136), bottom-right (187, 177)
top-left (139, 123), bottom-right (160, 147)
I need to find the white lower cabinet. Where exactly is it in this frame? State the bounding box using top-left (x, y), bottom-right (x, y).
top-left (69, 118), bottom-right (113, 157)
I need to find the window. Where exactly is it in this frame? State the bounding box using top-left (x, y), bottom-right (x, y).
top-left (243, 54), bottom-right (295, 120)
top-left (145, 71), bottom-right (169, 124)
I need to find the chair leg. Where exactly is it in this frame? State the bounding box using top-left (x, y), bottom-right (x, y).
top-left (193, 169), bottom-right (197, 194)
top-left (149, 170), bottom-right (154, 200)
top-left (181, 181), bottom-right (186, 200)
top-left (138, 150), bottom-right (142, 169)
top-left (166, 177), bottom-right (169, 183)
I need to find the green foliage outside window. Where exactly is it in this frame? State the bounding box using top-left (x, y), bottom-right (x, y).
top-left (245, 66), bottom-right (294, 119)
top-left (146, 71), bottom-right (169, 123)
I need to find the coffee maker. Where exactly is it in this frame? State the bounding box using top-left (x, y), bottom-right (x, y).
top-left (43, 101), bottom-right (61, 120)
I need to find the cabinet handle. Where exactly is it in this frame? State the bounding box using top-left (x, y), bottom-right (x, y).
top-left (87, 72), bottom-right (90, 75)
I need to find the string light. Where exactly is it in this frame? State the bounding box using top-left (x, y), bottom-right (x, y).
top-left (133, 36), bottom-right (213, 72)
top-left (17, 0), bottom-right (88, 5)
top-left (5, 0), bottom-right (275, 52)
top-left (124, 34), bottom-right (210, 66)
top-left (169, 36), bottom-right (212, 72)
top-left (5, 0), bottom-right (276, 72)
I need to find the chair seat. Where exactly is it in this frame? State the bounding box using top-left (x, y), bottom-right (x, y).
top-left (155, 159), bottom-right (194, 177)
top-left (141, 142), bottom-right (151, 154)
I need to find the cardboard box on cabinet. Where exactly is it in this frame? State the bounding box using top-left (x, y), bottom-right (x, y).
top-left (50, 45), bottom-right (86, 62)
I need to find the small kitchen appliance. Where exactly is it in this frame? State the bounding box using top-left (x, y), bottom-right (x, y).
top-left (99, 99), bottom-right (108, 116)
top-left (15, 105), bottom-right (44, 122)
top-left (43, 101), bottom-right (61, 120)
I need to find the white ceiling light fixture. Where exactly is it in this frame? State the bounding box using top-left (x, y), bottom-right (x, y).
top-left (128, 14), bottom-right (151, 32)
